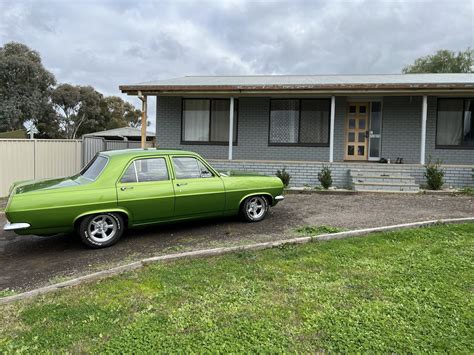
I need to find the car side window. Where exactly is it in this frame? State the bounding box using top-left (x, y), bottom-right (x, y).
top-left (120, 158), bottom-right (169, 183)
top-left (172, 157), bottom-right (214, 179)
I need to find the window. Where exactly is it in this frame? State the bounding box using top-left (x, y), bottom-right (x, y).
top-left (173, 157), bottom-right (214, 179)
top-left (269, 99), bottom-right (330, 146)
top-left (80, 155), bottom-right (108, 180)
top-left (437, 98), bottom-right (474, 148)
top-left (182, 99), bottom-right (238, 144)
top-left (120, 158), bottom-right (169, 183)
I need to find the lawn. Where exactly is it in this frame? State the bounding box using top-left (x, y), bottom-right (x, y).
top-left (1, 224), bottom-right (473, 353)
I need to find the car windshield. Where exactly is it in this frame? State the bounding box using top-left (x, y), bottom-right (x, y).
top-left (80, 155), bottom-right (108, 180)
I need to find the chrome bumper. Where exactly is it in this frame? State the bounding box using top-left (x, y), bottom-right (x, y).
top-left (275, 195), bottom-right (285, 201)
top-left (3, 222), bottom-right (30, 231)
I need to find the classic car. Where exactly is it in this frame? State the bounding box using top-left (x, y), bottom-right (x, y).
top-left (4, 149), bottom-right (284, 248)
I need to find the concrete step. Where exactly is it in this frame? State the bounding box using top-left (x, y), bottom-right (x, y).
top-left (353, 181), bottom-right (420, 193)
top-left (351, 175), bottom-right (416, 184)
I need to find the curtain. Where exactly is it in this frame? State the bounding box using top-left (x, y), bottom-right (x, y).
top-left (270, 100), bottom-right (299, 143)
top-left (464, 100), bottom-right (473, 145)
top-left (183, 99), bottom-right (210, 141)
top-left (300, 99), bottom-right (329, 144)
top-left (437, 99), bottom-right (463, 146)
top-left (210, 100), bottom-right (230, 142)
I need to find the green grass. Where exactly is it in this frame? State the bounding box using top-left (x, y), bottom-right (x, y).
top-left (457, 187), bottom-right (474, 196)
top-left (294, 224), bottom-right (346, 236)
top-left (0, 289), bottom-right (16, 298)
top-left (1, 224), bottom-right (473, 353)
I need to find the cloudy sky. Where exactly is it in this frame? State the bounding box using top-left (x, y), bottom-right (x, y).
top-left (0, 0), bottom-right (472, 128)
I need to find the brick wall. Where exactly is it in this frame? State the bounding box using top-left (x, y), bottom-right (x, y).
top-left (209, 160), bottom-right (474, 189)
top-left (156, 95), bottom-right (474, 165)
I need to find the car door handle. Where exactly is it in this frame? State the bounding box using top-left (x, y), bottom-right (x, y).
top-left (120, 186), bottom-right (134, 191)
top-left (176, 183), bottom-right (188, 187)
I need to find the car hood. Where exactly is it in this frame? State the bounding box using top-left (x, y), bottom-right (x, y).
top-left (12, 176), bottom-right (85, 195)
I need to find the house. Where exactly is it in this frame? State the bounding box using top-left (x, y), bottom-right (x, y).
top-left (83, 127), bottom-right (155, 141)
top-left (120, 74), bottom-right (474, 190)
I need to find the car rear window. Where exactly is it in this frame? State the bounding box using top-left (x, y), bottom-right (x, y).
top-left (81, 155), bottom-right (108, 180)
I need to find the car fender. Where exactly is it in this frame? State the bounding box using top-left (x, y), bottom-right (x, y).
top-left (238, 192), bottom-right (274, 207)
top-left (73, 208), bottom-right (132, 227)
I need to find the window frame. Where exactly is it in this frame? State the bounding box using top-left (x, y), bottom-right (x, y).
top-left (181, 98), bottom-right (239, 145)
top-left (436, 97), bottom-right (474, 150)
top-left (118, 156), bottom-right (171, 184)
top-left (268, 98), bottom-right (331, 147)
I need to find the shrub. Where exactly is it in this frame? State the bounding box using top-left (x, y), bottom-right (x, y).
top-left (276, 168), bottom-right (291, 187)
top-left (318, 165), bottom-right (333, 189)
top-left (424, 158), bottom-right (444, 190)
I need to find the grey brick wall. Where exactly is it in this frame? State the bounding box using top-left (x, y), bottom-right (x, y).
top-left (209, 160), bottom-right (474, 189)
top-left (156, 95), bottom-right (474, 165)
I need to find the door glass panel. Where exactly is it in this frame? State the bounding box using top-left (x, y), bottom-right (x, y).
top-left (359, 105), bottom-right (367, 114)
top-left (135, 158), bottom-right (169, 182)
top-left (370, 102), bottom-right (382, 134)
top-left (349, 105), bottom-right (356, 114)
top-left (357, 146), bottom-right (365, 156)
top-left (348, 132), bottom-right (355, 142)
top-left (347, 145), bottom-right (355, 156)
top-left (370, 137), bottom-right (380, 157)
top-left (121, 163), bottom-right (137, 183)
top-left (358, 132), bottom-right (365, 142)
top-left (359, 119), bottom-right (366, 129)
top-left (173, 157), bottom-right (201, 179)
top-left (349, 119), bottom-right (356, 129)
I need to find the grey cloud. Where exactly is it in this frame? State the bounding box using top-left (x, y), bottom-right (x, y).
top-left (0, 0), bottom-right (472, 129)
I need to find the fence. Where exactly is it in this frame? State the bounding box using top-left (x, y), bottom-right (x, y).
top-left (0, 137), bottom-right (154, 197)
top-left (0, 139), bottom-right (82, 197)
top-left (82, 136), bottom-right (153, 165)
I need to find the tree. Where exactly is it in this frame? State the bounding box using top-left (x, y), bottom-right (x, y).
top-left (0, 42), bottom-right (56, 132)
top-left (101, 96), bottom-right (143, 129)
top-left (52, 84), bottom-right (103, 139)
top-left (402, 48), bottom-right (474, 73)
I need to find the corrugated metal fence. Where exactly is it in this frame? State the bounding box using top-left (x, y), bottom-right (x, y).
top-left (0, 138), bottom-right (154, 197)
top-left (82, 136), bottom-right (151, 165)
top-left (0, 139), bottom-right (82, 197)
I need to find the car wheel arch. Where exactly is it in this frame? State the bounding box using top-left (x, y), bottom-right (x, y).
top-left (73, 209), bottom-right (131, 229)
top-left (238, 193), bottom-right (273, 209)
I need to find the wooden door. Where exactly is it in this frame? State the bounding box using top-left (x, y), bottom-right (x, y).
top-left (345, 103), bottom-right (369, 160)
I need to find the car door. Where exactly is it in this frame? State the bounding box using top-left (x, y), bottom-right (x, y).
top-left (171, 156), bottom-right (225, 218)
top-left (116, 156), bottom-right (175, 224)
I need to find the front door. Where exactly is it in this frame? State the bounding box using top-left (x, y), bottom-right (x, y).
top-left (345, 103), bottom-right (369, 160)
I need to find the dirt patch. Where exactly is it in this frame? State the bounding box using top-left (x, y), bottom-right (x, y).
top-left (0, 193), bottom-right (472, 293)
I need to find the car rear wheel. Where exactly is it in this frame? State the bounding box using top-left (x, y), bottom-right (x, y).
top-left (241, 195), bottom-right (269, 222)
top-left (78, 213), bottom-right (124, 248)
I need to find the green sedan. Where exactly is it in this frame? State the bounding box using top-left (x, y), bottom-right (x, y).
top-left (4, 149), bottom-right (284, 248)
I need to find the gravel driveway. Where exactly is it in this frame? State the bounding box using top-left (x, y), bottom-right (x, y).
top-left (1, 192), bottom-right (472, 292)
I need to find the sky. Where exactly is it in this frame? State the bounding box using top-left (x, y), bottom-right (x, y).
top-left (0, 0), bottom-right (473, 129)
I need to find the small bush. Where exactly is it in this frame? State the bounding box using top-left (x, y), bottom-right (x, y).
top-left (276, 168), bottom-right (291, 187)
top-left (318, 165), bottom-right (333, 189)
top-left (424, 158), bottom-right (444, 190)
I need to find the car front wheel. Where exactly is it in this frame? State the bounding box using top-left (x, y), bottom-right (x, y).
top-left (78, 213), bottom-right (124, 248)
top-left (241, 195), bottom-right (269, 222)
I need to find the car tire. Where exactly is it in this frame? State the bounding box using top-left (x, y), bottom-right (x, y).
top-left (78, 213), bottom-right (124, 248)
top-left (241, 195), bottom-right (269, 222)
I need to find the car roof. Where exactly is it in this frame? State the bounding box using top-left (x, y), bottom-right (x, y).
top-left (100, 148), bottom-right (198, 158)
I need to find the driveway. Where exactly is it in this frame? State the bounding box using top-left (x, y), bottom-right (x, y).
top-left (1, 193), bottom-right (472, 293)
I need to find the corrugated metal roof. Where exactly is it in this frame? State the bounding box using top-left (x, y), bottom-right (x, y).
top-left (119, 73), bottom-right (474, 94)
top-left (84, 127), bottom-right (154, 137)
top-left (132, 73), bottom-right (473, 87)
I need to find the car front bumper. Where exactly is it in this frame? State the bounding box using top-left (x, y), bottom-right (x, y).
top-left (3, 222), bottom-right (31, 231)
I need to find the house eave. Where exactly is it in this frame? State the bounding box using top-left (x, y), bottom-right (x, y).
top-left (120, 84), bottom-right (474, 96)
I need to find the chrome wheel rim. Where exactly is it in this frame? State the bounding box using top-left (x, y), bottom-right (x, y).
top-left (88, 214), bottom-right (117, 243)
top-left (247, 197), bottom-right (265, 219)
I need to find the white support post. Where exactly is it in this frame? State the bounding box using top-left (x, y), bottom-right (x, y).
top-left (228, 97), bottom-right (234, 160)
top-left (420, 95), bottom-right (427, 165)
top-left (329, 96), bottom-right (336, 163)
